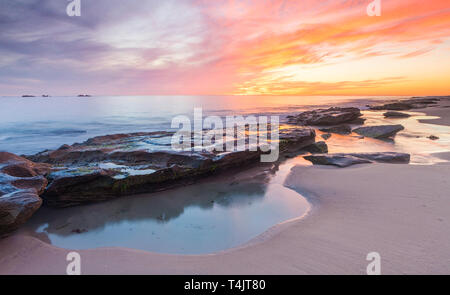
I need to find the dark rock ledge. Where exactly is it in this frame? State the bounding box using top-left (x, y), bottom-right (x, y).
top-left (353, 125), bottom-right (405, 139)
top-left (17, 128), bottom-right (316, 209)
top-left (0, 128), bottom-right (318, 235)
top-left (304, 152), bottom-right (411, 168)
top-left (369, 97), bottom-right (442, 111)
top-left (287, 107), bottom-right (363, 126)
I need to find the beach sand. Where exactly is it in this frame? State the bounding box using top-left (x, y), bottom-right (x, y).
top-left (418, 98), bottom-right (450, 126)
top-left (1, 99), bottom-right (449, 275)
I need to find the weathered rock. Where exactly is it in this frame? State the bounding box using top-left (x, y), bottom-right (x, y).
top-left (304, 141), bottom-right (328, 154)
top-left (288, 107), bottom-right (362, 126)
top-left (304, 154), bottom-right (371, 167)
top-left (321, 133), bottom-right (332, 140)
top-left (347, 117), bottom-right (366, 125)
top-left (0, 152), bottom-right (49, 237)
top-left (353, 125), bottom-right (404, 139)
top-left (0, 190), bottom-right (42, 236)
top-left (369, 97), bottom-right (440, 110)
top-left (29, 129), bottom-right (316, 207)
top-left (383, 111), bottom-right (411, 118)
top-left (347, 152), bottom-right (410, 163)
top-left (319, 124), bottom-right (352, 135)
top-left (278, 128), bottom-right (316, 153)
top-left (0, 152), bottom-right (51, 177)
top-left (304, 152), bottom-right (410, 167)
top-left (370, 102), bottom-right (414, 111)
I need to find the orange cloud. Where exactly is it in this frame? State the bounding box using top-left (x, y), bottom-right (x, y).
top-left (188, 0), bottom-right (450, 95)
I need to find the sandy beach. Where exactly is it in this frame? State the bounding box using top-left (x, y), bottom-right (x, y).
top-left (1, 162), bottom-right (449, 275)
top-left (1, 98), bottom-right (449, 275)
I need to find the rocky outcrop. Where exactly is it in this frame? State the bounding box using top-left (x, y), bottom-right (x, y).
top-left (319, 124), bottom-right (352, 135)
top-left (279, 128), bottom-right (316, 153)
top-left (346, 152), bottom-right (410, 163)
top-left (321, 133), bottom-right (332, 140)
top-left (304, 141), bottom-right (328, 154)
top-left (0, 191), bottom-right (42, 237)
top-left (27, 129), bottom-right (316, 207)
top-left (304, 152), bottom-right (410, 168)
top-left (0, 152), bottom-right (50, 237)
top-left (383, 111), bottom-right (411, 118)
top-left (353, 125), bottom-right (404, 139)
top-left (369, 97), bottom-right (440, 111)
top-left (347, 117), bottom-right (366, 125)
top-left (287, 107), bottom-right (362, 126)
top-left (304, 154), bottom-right (371, 167)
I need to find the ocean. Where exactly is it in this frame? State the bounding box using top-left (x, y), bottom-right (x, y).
top-left (0, 95), bottom-right (400, 155)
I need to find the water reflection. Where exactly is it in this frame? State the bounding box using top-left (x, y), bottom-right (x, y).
top-left (21, 158), bottom-right (310, 254)
top-left (316, 110), bottom-right (450, 165)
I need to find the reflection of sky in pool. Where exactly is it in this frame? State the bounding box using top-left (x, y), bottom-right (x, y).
top-left (21, 157), bottom-right (311, 254)
top-left (315, 110), bottom-right (450, 165)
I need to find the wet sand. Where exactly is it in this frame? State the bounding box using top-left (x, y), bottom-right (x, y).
top-left (1, 98), bottom-right (449, 274)
top-left (1, 161), bottom-right (449, 274)
top-left (418, 97), bottom-right (450, 126)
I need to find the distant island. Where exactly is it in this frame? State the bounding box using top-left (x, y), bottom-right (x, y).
top-left (77, 94), bottom-right (92, 97)
top-left (22, 95), bottom-right (35, 97)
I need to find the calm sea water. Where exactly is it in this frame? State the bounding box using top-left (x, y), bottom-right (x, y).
top-left (0, 95), bottom-right (399, 155)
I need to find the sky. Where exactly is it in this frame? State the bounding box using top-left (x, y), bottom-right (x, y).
top-left (0, 0), bottom-right (449, 96)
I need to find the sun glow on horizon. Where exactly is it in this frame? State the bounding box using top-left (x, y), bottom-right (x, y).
top-left (0, 0), bottom-right (449, 96)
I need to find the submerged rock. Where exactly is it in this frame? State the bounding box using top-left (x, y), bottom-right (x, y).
top-left (319, 124), bottom-right (352, 135)
top-left (0, 152), bottom-right (49, 237)
top-left (304, 141), bottom-right (328, 154)
top-left (321, 133), bottom-right (332, 140)
top-left (288, 107), bottom-right (362, 126)
top-left (304, 152), bottom-right (410, 168)
top-left (347, 152), bottom-right (410, 163)
top-left (347, 117), bottom-right (366, 125)
top-left (383, 111), bottom-right (411, 118)
top-left (353, 125), bottom-right (404, 139)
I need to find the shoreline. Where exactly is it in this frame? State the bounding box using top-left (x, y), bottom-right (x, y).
top-left (1, 96), bottom-right (450, 274)
top-left (417, 101), bottom-right (450, 126)
top-left (2, 161), bottom-right (449, 274)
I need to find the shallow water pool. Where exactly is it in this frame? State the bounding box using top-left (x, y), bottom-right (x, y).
top-left (20, 157), bottom-right (311, 254)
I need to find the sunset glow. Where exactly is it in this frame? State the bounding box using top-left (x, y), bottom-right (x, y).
top-left (1, 0), bottom-right (450, 95)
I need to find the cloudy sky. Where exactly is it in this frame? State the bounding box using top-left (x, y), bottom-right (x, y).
top-left (0, 0), bottom-right (449, 96)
